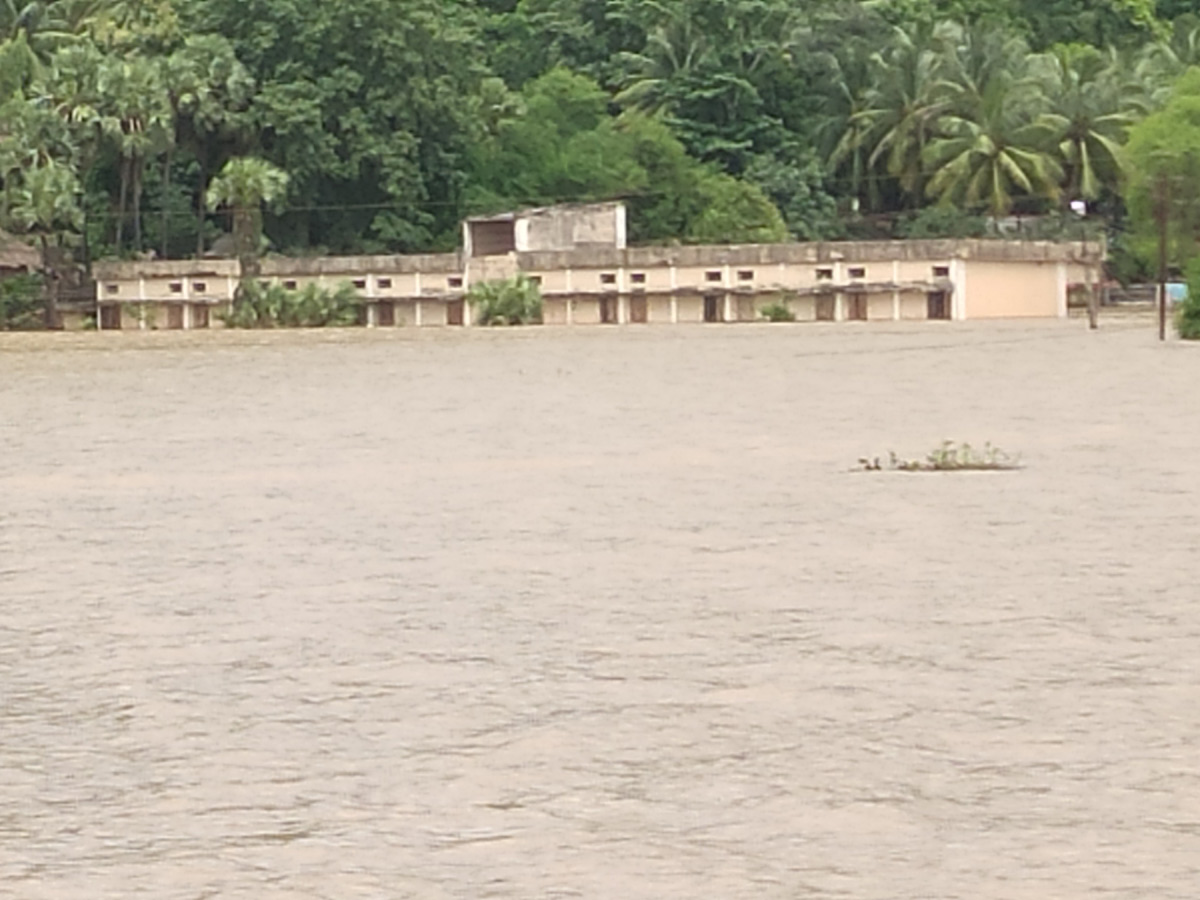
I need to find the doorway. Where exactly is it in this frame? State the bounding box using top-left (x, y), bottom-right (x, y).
top-left (447, 299), bottom-right (465, 326)
top-left (703, 294), bottom-right (722, 322)
top-left (927, 291), bottom-right (949, 320)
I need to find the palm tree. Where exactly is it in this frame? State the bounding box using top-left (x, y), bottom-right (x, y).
top-left (921, 23), bottom-right (1061, 217)
top-left (815, 42), bottom-right (881, 212)
top-left (6, 155), bottom-right (81, 327)
top-left (615, 0), bottom-right (715, 114)
top-left (95, 54), bottom-right (169, 253)
top-left (924, 76), bottom-right (1062, 216)
top-left (205, 156), bottom-right (288, 282)
top-left (857, 25), bottom-right (947, 208)
top-left (1031, 45), bottom-right (1137, 204)
top-left (161, 34), bottom-right (254, 256)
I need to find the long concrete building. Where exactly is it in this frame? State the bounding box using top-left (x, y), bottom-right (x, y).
top-left (91, 202), bottom-right (1102, 330)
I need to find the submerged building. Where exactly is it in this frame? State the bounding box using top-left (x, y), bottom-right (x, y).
top-left (91, 202), bottom-right (1102, 330)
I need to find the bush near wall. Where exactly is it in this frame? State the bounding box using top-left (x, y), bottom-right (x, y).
top-left (468, 275), bottom-right (542, 325)
top-left (1180, 258), bottom-right (1200, 340)
top-left (0, 274), bottom-right (44, 330)
top-left (222, 280), bottom-right (362, 328)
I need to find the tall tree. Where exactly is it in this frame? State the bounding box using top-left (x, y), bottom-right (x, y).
top-left (204, 154), bottom-right (287, 282)
top-left (5, 155), bottom-right (81, 327)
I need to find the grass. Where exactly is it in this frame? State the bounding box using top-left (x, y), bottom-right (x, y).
top-left (858, 441), bottom-right (1021, 472)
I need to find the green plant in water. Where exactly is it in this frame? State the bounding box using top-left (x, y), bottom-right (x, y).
top-left (468, 275), bottom-right (542, 325)
top-left (858, 441), bottom-right (1021, 472)
top-left (1179, 257), bottom-right (1200, 340)
top-left (759, 300), bottom-right (795, 322)
top-left (222, 279), bottom-right (362, 328)
top-left (0, 273), bottom-right (43, 330)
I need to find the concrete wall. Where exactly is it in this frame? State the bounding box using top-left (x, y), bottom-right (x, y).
top-left (520, 203), bottom-right (625, 253)
top-left (963, 260), bottom-right (1062, 319)
top-left (676, 295), bottom-right (704, 323)
top-left (899, 291), bottom-right (928, 320)
top-left (92, 238), bottom-right (1099, 327)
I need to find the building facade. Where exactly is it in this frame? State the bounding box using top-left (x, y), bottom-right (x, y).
top-left (91, 203), bottom-right (1102, 330)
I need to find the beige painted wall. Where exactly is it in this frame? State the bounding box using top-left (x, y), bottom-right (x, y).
top-left (964, 260), bottom-right (1061, 318)
top-left (543, 298), bottom-right (569, 325)
top-left (647, 295), bottom-right (672, 323)
top-left (867, 294), bottom-right (894, 320)
top-left (900, 291), bottom-right (928, 320)
top-left (676, 295), bottom-right (704, 323)
top-left (571, 298), bottom-right (602, 325)
top-left (420, 300), bottom-right (448, 326)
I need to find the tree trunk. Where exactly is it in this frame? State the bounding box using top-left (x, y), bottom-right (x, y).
top-left (39, 235), bottom-right (62, 330)
top-left (196, 151), bottom-right (208, 257)
top-left (234, 206), bottom-right (260, 280)
top-left (115, 156), bottom-right (129, 253)
top-left (132, 153), bottom-right (144, 253)
top-left (162, 151), bottom-right (171, 259)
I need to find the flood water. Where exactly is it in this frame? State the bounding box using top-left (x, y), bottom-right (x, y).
top-left (2, 318), bottom-right (1199, 899)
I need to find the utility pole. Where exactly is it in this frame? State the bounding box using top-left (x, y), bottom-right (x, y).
top-left (1155, 173), bottom-right (1169, 342)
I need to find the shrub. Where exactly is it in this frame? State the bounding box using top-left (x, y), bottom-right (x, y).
top-left (759, 300), bottom-right (795, 322)
top-left (222, 280), bottom-right (362, 328)
top-left (468, 275), bottom-right (542, 325)
top-left (0, 273), bottom-right (44, 330)
top-left (1179, 257), bottom-right (1200, 340)
top-left (859, 441), bottom-right (1021, 472)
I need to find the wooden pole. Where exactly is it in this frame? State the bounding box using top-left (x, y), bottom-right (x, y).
top-left (1156, 174), bottom-right (1168, 342)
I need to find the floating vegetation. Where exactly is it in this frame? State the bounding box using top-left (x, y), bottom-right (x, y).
top-left (858, 441), bottom-right (1021, 472)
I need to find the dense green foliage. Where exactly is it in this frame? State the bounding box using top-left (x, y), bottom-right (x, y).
top-left (3, 0), bottom-right (1200, 279)
top-left (0, 271), bottom-right (42, 329)
top-left (222, 280), bottom-right (362, 327)
top-left (1181, 255), bottom-right (1200, 339)
top-left (758, 300), bottom-right (796, 322)
top-left (468, 274), bottom-right (543, 325)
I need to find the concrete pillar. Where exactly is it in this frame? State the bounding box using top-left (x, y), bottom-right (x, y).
top-left (415, 300), bottom-right (423, 327)
top-left (1056, 261), bottom-right (1068, 318)
top-left (892, 261), bottom-right (901, 321)
top-left (951, 258), bottom-right (968, 320)
top-left (670, 265), bottom-right (679, 323)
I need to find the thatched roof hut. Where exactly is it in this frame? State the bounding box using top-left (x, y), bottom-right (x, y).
top-left (0, 230), bottom-right (39, 272)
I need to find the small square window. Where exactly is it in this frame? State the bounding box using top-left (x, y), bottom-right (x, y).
top-left (816, 268), bottom-right (833, 281)
top-left (377, 277), bottom-right (392, 289)
top-left (528, 275), bottom-right (542, 286)
top-left (105, 283), bottom-right (119, 295)
top-left (448, 276), bottom-right (463, 289)
top-left (283, 280), bottom-right (297, 290)
top-left (259, 280), bottom-right (270, 289)
top-left (352, 279), bottom-right (367, 290)
top-left (848, 267), bottom-right (866, 279)
top-left (169, 281), bottom-right (183, 293)
top-left (737, 270), bottom-right (753, 281)
top-left (631, 272), bottom-right (646, 284)
top-left (933, 265), bottom-right (950, 278)
top-left (600, 272), bottom-right (616, 285)
top-left (192, 281), bottom-right (207, 293)
top-left (705, 270), bottom-right (722, 282)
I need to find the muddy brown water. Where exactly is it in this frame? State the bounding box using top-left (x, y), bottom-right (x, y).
top-left (2, 319), bottom-right (1199, 899)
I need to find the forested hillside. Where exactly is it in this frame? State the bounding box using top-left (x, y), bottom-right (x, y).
top-left (1, 0), bottom-right (1198, 270)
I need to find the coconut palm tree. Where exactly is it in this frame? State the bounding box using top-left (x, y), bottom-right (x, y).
top-left (856, 25), bottom-right (947, 208)
top-left (1031, 44), bottom-right (1138, 204)
top-left (205, 156), bottom-right (288, 282)
top-left (815, 42), bottom-right (881, 212)
top-left (924, 76), bottom-right (1061, 216)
